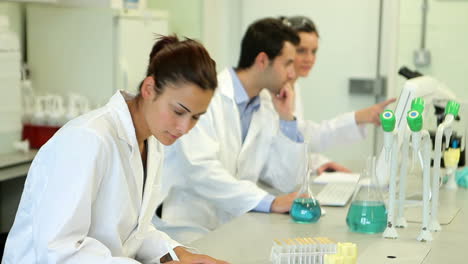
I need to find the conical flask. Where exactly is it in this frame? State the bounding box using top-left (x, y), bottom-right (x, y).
top-left (290, 143), bottom-right (321, 223)
top-left (346, 156), bottom-right (387, 233)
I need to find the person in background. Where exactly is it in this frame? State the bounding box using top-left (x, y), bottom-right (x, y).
top-left (2, 35), bottom-right (228, 264)
top-left (280, 15), bottom-right (396, 174)
top-left (153, 18), bottom-right (309, 244)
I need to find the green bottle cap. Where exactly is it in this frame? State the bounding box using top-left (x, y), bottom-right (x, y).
top-left (445, 100), bottom-right (460, 117)
top-left (407, 110), bottom-right (423, 132)
top-left (380, 110), bottom-right (395, 132)
top-left (411, 97), bottom-right (425, 114)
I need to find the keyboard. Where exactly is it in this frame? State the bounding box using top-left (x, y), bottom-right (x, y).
top-left (316, 183), bottom-right (357, 207)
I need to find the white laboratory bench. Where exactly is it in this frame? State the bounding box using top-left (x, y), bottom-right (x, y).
top-left (0, 150), bottom-right (36, 182)
top-left (190, 185), bottom-right (468, 264)
top-left (0, 150), bottom-right (36, 233)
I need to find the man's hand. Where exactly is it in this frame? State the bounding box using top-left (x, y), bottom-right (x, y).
top-left (317, 162), bottom-right (352, 175)
top-left (270, 191), bottom-right (310, 213)
top-left (174, 247), bottom-right (229, 264)
top-left (355, 98), bottom-right (396, 126)
top-left (271, 83), bottom-right (295, 121)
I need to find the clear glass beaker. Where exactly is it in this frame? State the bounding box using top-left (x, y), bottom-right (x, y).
top-left (290, 142), bottom-right (321, 223)
top-left (346, 156), bottom-right (387, 233)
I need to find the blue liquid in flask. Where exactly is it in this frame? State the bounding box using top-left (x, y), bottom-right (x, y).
top-left (290, 198), bottom-right (321, 223)
top-left (346, 200), bottom-right (387, 233)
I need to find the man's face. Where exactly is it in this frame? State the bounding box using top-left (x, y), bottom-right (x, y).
top-left (264, 41), bottom-right (297, 94)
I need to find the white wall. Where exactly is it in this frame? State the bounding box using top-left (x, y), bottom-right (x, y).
top-left (398, 0), bottom-right (468, 102)
top-left (148, 0), bottom-right (203, 40)
top-left (202, 0), bottom-right (242, 71)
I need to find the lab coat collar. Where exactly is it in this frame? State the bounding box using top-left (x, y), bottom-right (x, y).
top-left (139, 136), bottom-right (163, 225)
top-left (218, 68), bottom-right (235, 99)
top-left (229, 67), bottom-right (249, 105)
top-left (107, 90), bottom-right (139, 151)
top-left (229, 67), bottom-right (261, 114)
top-left (219, 68), bottom-right (261, 108)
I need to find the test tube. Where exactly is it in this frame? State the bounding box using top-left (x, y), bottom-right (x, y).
top-left (295, 238), bottom-right (304, 264)
top-left (317, 237), bottom-right (325, 264)
top-left (281, 239), bottom-right (291, 264)
top-left (311, 237), bottom-right (319, 264)
top-left (301, 238), bottom-right (311, 264)
top-left (272, 239), bottom-right (283, 264)
top-left (286, 238), bottom-right (297, 264)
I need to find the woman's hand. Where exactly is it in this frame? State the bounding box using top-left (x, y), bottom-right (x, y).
top-left (317, 162), bottom-right (352, 175)
top-left (355, 98), bottom-right (396, 126)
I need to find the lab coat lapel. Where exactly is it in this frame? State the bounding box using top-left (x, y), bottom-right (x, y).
top-left (237, 94), bottom-right (271, 179)
top-left (129, 150), bottom-right (144, 208)
top-left (139, 136), bottom-right (162, 225)
top-left (218, 69), bottom-right (243, 152)
top-left (108, 91), bottom-right (144, 208)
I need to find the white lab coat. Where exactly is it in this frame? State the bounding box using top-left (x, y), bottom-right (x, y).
top-left (294, 83), bottom-right (367, 153)
top-left (153, 68), bottom-right (306, 243)
top-left (2, 91), bottom-right (179, 264)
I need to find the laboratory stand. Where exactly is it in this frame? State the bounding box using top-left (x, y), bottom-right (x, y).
top-left (190, 184), bottom-right (468, 264)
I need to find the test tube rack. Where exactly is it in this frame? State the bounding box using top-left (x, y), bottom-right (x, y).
top-left (270, 237), bottom-right (357, 264)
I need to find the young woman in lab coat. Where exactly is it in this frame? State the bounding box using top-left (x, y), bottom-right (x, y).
top-left (154, 18), bottom-right (308, 244)
top-left (280, 16), bottom-right (396, 174)
top-left (2, 36), bottom-right (227, 264)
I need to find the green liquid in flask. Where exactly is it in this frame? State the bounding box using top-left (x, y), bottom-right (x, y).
top-left (290, 198), bottom-right (321, 223)
top-left (346, 200), bottom-right (387, 233)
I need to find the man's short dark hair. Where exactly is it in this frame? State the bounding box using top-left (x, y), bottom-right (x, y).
top-left (237, 18), bottom-right (300, 70)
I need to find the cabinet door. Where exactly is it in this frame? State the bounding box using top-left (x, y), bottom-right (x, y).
top-left (57, 0), bottom-right (123, 8)
top-left (6, 0), bottom-right (56, 3)
top-left (27, 5), bottom-right (115, 106)
top-left (0, 50), bottom-right (22, 154)
top-left (115, 15), bottom-right (168, 94)
top-left (10, 0), bottom-right (123, 8)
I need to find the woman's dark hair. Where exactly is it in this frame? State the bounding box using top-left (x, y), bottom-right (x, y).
top-left (140, 35), bottom-right (217, 95)
top-left (237, 18), bottom-right (300, 70)
top-left (279, 16), bottom-right (319, 37)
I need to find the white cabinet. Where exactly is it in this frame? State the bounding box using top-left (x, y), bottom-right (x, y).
top-left (26, 5), bottom-right (168, 105)
top-left (52, 0), bottom-right (123, 8)
top-left (7, 0), bottom-right (119, 7)
top-left (55, 0), bottom-right (149, 9)
top-left (5, 0), bottom-right (57, 3)
top-left (6, 0), bottom-right (147, 9)
top-left (0, 16), bottom-right (22, 154)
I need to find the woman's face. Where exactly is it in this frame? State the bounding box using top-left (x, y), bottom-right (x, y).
top-left (141, 79), bottom-right (214, 146)
top-left (294, 31), bottom-right (319, 78)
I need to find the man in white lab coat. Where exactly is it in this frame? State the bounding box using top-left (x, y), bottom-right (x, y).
top-left (153, 18), bottom-right (311, 243)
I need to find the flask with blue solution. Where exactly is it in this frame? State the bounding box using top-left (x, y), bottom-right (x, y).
top-left (346, 156), bottom-right (387, 233)
top-left (290, 143), bottom-right (321, 223)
